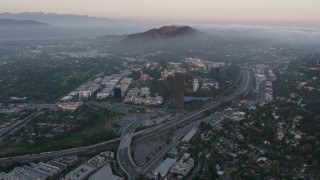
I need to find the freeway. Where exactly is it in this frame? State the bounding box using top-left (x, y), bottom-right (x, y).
top-left (117, 118), bottom-right (143, 179)
top-left (0, 110), bottom-right (43, 142)
top-left (141, 121), bottom-right (201, 175)
top-left (137, 68), bottom-right (253, 176)
top-left (136, 68), bottom-right (252, 139)
top-left (0, 68), bottom-right (253, 179)
top-left (119, 68), bottom-right (253, 179)
top-left (0, 104), bottom-right (58, 142)
top-left (0, 72), bottom-right (104, 142)
top-left (0, 138), bottom-right (120, 165)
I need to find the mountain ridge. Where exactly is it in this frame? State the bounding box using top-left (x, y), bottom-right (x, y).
top-left (0, 18), bottom-right (50, 26)
top-left (120, 25), bottom-right (197, 44)
top-left (0, 12), bottom-right (112, 26)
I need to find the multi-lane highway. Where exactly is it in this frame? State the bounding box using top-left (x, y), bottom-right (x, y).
top-left (0, 68), bottom-right (253, 180)
top-left (118, 68), bottom-right (253, 179)
top-left (117, 118), bottom-right (143, 179)
top-left (0, 103), bottom-right (59, 142)
top-left (0, 110), bottom-right (42, 142)
top-left (140, 121), bottom-right (201, 175)
top-left (138, 68), bottom-right (253, 175)
top-left (0, 137), bottom-right (120, 165)
top-left (0, 72), bottom-right (103, 142)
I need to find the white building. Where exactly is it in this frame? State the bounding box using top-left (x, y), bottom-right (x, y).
top-left (57, 102), bottom-right (83, 111)
top-left (78, 83), bottom-right (100, 98)
top-left (193, 79), bottom-right (199, 92)
top-left (202, 81), bottom-right (219, 90)
top-left (182, 129), bottom-right (197, 143)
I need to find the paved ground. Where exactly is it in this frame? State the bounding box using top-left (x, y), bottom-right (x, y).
top-left (133, 140), bottom-right (165, 166)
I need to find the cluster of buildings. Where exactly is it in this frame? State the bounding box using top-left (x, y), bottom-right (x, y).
top-left (192, 78), bottom-right (219, 92)
top-left (265, 80), bottom-right (273, 102)
top-left (59, 51), bottom-right (110, 59)
top-left (152, 153), bottom-right (195, 179)
top-left (57, 102), bottom-right (83, 111)
top-left (124, 87), bottom-right (163, 106)
top-left (282, 115), bottom-right (305, 147)
top-left (57, 73), bottom-right (134, 111)
top-left (151, 129), bottom-right (197, 179)
top-left (170, 153), bottom-right (195, 176)
top-left (72, 74), bottom-right (130, 100)
top-left (57, 77), bottom-right (102, 111)
top-left (0, 156), bottom-right (78, 180)
top-left (64, 151), bottom-right (122, 180)
top-left (96, 75), bottom-right (133, 99)
top-left (228, 111), bottom-right (246, 121)
top-left (160, 62), bottom-right (185, 80)
top-left (201, 79), bottom-right (219, 91)
top-left (185, 57), bottom-right (225, 72)
top-left (253, 64), bottom-right (276, 103)
top-left (78, 81), bottom-right (100, 99)
top-left (185, 58), bottom-right (223, 95)
top-left (253, 65), bottom-right (266, 92)
top-left (145, 61), bottom-right (159, 69)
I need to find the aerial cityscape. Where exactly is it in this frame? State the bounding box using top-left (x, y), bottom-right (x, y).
top-left (0, 0), bottom-right (320, 180)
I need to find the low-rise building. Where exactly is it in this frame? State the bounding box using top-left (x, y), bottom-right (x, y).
top-left (171, 153), bottom-right (194, 176)
top-left (57, 102), bottom-right (83, 111)
top-left (153, 158), bottom-right (176, 178)
top-left (182, 129), bottom-right (197, 143)
top-left (65, 164), bottom-right (95, 180)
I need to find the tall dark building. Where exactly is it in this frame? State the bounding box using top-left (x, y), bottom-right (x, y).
top-left (113, 86), bottom-right (122, 98)
top-left (174, 72), bottom-right (185, 109)
top-left (210, 67), bottom-right (220, 81)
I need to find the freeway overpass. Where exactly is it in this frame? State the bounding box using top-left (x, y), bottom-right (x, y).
top-left (117, 68), bottom-right (253, 179)
top-left (0, 68), bottom-right (253, 179)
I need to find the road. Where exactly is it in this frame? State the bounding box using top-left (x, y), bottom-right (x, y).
top-left (119, 68), bottom-right (253, 179)
top-left (140, 121), bottom-right (200, 175)
top-left (117, 118), bottom-right (143, 179)
top-left (0, 72), bottom-right (104, 142)
top-left (0, 68), bottom-right (253, 179)
top-left (0, 110), bottom-right (42, 142)
top-left (0, 104), bottom-right (59, 142)
top-left (0, 138), bottom-right (120, 166)
top-left (137, 68), bottom-right (253, 176)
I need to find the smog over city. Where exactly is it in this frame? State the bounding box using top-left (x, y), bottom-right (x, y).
top-left (0, 1), bottom-right (319, 179)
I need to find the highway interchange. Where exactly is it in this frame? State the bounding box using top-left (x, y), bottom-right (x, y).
top-left (117, 68), bottom-right (253, 179)
top-left (0, 68), bottom-right (253, 179)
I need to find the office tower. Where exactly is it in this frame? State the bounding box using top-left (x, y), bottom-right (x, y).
top-left (113, 86), bottom-right (122, 98)
top-left (174, 72), bottom-right (185, 109)
top-left (210, 67), bottom-right (220, 81)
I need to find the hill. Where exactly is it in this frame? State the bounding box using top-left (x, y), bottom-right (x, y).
top-left (120, 25), bottom-right (197, 44)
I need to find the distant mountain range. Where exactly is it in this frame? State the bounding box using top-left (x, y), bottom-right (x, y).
top-left (121, 25), bottom-right (197, 44)
top-left (0, 18), bottom-right (50, 26)
top-left (0, 12), bottom-right (111, 27)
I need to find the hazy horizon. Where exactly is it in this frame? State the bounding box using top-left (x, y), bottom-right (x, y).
top-left (1, 0), bottom-right (320, 28)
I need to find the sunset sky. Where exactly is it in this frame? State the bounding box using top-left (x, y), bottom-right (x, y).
top-left (1, 0), bottom-right (320, 27)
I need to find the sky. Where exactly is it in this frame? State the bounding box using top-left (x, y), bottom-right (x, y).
top-left (1, 0), bottom-right (320, 27)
